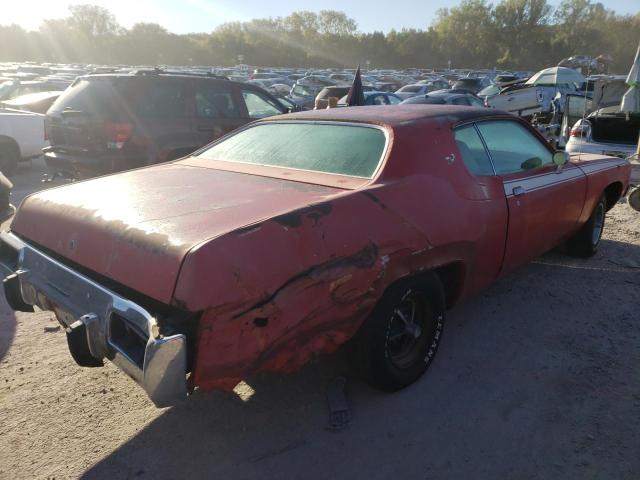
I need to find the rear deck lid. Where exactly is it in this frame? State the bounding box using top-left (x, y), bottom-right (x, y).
top-left (11, 163), bottom-right (346, 304)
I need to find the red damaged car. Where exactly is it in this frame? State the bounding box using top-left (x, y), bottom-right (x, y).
top-left (0, 106), bottom-right (631, 407)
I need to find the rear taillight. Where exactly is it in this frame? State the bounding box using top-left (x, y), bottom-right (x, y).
top-left (104, 122), bottom-right (132, 149)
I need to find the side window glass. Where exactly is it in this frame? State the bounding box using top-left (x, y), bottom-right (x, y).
top-left (372, 95), bottom-right (386, 105)
top-left (453, 125), bottom-right (495, 176)
top-left (387, 95), bottom-right (401, 105)
top-left (241, 90), bottom-right (283, 119)
top-left (136, 81), bottom-right (186, 118)
top-left (476, 121), bottom-right (553, 175)
top-left (195, 84), bottom-right (240, 119)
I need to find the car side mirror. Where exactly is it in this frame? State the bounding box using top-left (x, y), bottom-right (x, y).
top-left (553, 151), bottom-right (569, 168)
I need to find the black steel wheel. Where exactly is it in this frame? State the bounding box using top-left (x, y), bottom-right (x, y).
top-left (350, 273), bottom-right (446, 392)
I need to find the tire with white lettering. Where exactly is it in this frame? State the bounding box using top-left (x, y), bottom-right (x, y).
top-left (567, 195), bottom-right (606, 258)
top-left (350, 273), bottom-right (445, 392)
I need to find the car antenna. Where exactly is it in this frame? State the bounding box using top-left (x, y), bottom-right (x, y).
top-left (577, 64), bottom-right (591, 161)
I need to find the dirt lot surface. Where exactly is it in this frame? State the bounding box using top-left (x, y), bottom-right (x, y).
top-left (1, 159), bottom-right (639, 480)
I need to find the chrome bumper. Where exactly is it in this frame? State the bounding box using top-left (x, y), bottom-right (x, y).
top-left (0, 231), bottom-right (187, 407)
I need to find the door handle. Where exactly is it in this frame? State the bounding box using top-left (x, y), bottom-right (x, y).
top-left (512, 186), bottom-right (526, 196)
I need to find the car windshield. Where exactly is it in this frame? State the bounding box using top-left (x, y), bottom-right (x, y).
top-left (197, 122), bottom-right (386, 178)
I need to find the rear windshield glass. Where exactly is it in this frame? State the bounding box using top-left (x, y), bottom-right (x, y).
top-left (48, 78), bottom-right (124, 116)
top-left (197, 122), bottom-right (386, 178)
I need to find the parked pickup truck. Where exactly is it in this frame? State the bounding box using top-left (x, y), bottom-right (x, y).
top-left (566, 107), bottom-right (640, 184)
top-left (0, 108), bottom-right (48, 174)
top-left (0, 106), bottom-right (631, 407)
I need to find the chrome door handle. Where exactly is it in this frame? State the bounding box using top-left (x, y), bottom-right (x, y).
top-left (512, 186), bottom-right (526, 196)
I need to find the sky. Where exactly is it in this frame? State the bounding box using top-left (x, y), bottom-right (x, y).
top-left (2, 0), bottom-right (638, 34)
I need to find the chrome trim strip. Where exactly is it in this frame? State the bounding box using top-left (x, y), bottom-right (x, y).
top-left (503, 166), bottom-right (584, 197)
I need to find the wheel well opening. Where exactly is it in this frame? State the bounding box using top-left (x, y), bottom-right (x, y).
top-left (0, 136), bottom-right (20, 155)
top-left (604, 182), bottom-right (623, 211)
top-left (434, 262), bottom-right (465, 309)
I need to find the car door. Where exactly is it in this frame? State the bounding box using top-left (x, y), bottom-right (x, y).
top-left (475, 119), bottom-right (587, 273)
top-left (193, 80), bottom-right (246, 146)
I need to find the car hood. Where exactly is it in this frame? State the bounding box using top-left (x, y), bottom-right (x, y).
top-left (11, 162), bottom-right (346, 304)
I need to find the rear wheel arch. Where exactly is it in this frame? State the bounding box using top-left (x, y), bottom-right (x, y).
top-left (0, 136), bottom-right (21, 157)
top-left (0, 136), bottom-right (21, 175)
top-left (603, 182), bottom-right (623, 211)
top-left (379, 261), bottom-right (466, 311)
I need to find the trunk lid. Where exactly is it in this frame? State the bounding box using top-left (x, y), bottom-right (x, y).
top-left (11, 163), bottom-right (346, 304)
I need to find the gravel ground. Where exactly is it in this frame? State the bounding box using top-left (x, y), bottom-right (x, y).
top-left (1, 159), bottom-right (639, 480)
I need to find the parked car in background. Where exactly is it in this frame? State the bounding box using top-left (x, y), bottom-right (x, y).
top-left (0, 108), bottom-right (48, 174)
top-left (395, 84), bottom-right (438, 100)
top-left (417, 79), bottom-right (450, 90)
top-left (43, 71), bottom-right (287, 179)
top-left (0, 106), bottom-right (630, 407)
top-left (1, 91), bottom-right (62, 114)
top-left (401, 90), bottom-right (485, 107)
top-left (451, 78), bottom-right (485, 94)
top-left (566, 107), bottom-right (640, 183)
top-left (266, 83), bottom-right (292, 97)
top-left (289, 76), bottom-right (337, 109)
top-left (314, 85), bottom-right (375, 108)
top-left (0, 79), bottom-right (68, 101)
top-left (338, 91), bottom-right (402, 106)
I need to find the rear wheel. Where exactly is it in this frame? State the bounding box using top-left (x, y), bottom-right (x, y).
top-left (0, 142), bottom-right (19, 176)
top-left (567, 195), bottom-right (606, 257)
top-left (350, 273), bottom-right (446, 392)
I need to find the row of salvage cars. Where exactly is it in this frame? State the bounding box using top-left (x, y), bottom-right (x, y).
top-left (0, 102), bottom-right (637, 407)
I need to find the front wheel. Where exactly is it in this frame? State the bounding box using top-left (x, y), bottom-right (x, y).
top-left (567, 196), bottom-right (606, 257)
top-left (350, 273), bottom-right (446, 392)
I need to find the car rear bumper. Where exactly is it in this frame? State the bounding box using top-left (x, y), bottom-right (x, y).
top-left (0, 231), bottom-right (187, 407)
top-left (43, 148), bottom-right (146, 179)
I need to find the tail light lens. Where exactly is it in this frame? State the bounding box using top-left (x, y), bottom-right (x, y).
top-left (105, 122), bottom-right (133, 149)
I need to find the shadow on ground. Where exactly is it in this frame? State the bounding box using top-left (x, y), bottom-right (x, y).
top-left (81, 240), bottom-right (640, 480)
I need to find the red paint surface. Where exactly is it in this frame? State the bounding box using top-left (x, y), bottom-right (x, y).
top-left (10, 105), bottom-right (631, 392)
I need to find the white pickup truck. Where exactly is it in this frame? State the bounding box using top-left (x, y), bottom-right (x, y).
top-left (486, 83), bottom-right (579, 117)
top-left (0, 108), bottom-right (48, 174)
top-left (486, 85), bottom-right (547, 116)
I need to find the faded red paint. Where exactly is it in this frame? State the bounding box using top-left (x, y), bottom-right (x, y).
top-left (9, 105), bottom-right (632, 393)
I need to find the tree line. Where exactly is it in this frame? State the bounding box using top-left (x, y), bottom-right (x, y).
top-left (0, 0), bottom-right (638, 72)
